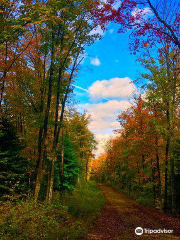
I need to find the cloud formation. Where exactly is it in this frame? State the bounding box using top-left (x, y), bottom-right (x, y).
top-left (89, 25), bottom-right (105, 36)
top-left (132, 7), bottom-right (152, 18)
top-left (95, 134), bottom-right (114, 156)
top-left (90, 57), bottom-right (101, 66)
top-left (89, 77), bottom-right (136, 100)
top-left (83, 100), bottom-right (131, 135)
top-left (75, 76), bottom-right (137, 155)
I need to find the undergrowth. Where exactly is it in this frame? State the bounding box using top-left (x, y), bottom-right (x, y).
top-left (0, 181), bottom-right (105, 240)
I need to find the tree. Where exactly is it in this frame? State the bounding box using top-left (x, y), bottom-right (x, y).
top-left (54, 134), bottom-right (80, 192)
top-left (0, 117), bottom-right (31, 201)
top-left (97, 0), bottom-right (180, 51)
top-left (0, 0), bottom-right (102, 203)
top-left (67, 110), bottom-right (97, 181)
top-left (138, 47), bottom-right (180, 213)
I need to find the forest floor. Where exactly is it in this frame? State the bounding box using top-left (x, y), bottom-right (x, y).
top-left (87, 184), bottom-right (180, 240)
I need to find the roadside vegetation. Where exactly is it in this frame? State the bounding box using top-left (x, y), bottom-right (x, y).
top-left (0, 181), bottom-right (105, 240)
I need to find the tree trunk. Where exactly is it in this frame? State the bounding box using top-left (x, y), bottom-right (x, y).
top-left (46, 159), bottom-right (55, 203)
top-left (45, 52), bottom-right (80, 202)
top-left (34, 26), bottom-right (55, 202)
top-left (60, 142), bottom-right (64, 192)
top-left (165, 51), bottom-right (177, 215)
top-left (155, 136), bottom-right (162, 208)
top-left (150, 158), bottom-right (156, 207)
top-left (164, 137), bottom-right (169, 212)
top-left (85, 157), bottom-right (88, 182)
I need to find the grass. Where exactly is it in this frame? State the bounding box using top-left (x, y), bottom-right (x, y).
top-left (105, 180), bottom-right (156, 208)
top-left (0, 181), bottom-right (105, 240)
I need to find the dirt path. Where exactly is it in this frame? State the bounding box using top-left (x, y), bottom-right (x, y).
top-left (87, 184), bottom-right (180, 240)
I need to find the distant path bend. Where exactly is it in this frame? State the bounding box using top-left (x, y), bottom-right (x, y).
top-left (87, 183), bottom-right (180, 240)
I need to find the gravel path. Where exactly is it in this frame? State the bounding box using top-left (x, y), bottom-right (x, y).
top-left (87, 184), bottom-right (180, 240)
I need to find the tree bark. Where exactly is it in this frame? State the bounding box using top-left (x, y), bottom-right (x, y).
top-left (165, 50), bottom-right (177, 215)
top-left (164, 137), bottom-right (169, 212)
top-left (155, 136), bottom-right (162, 208)
top-left (34, 26), bottom-right (55, 202)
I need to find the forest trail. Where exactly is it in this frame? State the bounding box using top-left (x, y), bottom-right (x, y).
top-left (87, 184), bottom-right (180, 240)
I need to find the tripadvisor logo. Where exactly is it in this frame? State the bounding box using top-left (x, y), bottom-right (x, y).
top-left (135, 227), bottom-right (143, 235)
top-left (135, 227), bottom-right (173, 235)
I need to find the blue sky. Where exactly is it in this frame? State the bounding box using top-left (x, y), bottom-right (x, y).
top-left (74, 23), bottom-right (143, 155)
top-left (75, 24), bottom-right (140, 102)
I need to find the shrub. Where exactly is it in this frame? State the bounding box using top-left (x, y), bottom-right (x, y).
top-left (60, 181), bottom-right (105, 221)
top-left (0, 181), bottom-right (105, 240)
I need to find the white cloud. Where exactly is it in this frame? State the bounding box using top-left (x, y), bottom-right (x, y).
top-left (90, 57), bottom-right (101, 66)
top-left (89, 77), bottom-right (136, 100)
top-left (83, 100), bottom-right (131, 135)
top-left (75, 76), bottom-right (138, 156)
top-left (143, 7), bottom-right (153, 16)
top-left (95, 134), bottom-right (114, 156)
top-left (89, 25), bottom-right (105, 36)
top-left (81, 100), bottom-right (131, 156)
top-left (132, 7), bottom-right (152, 18)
